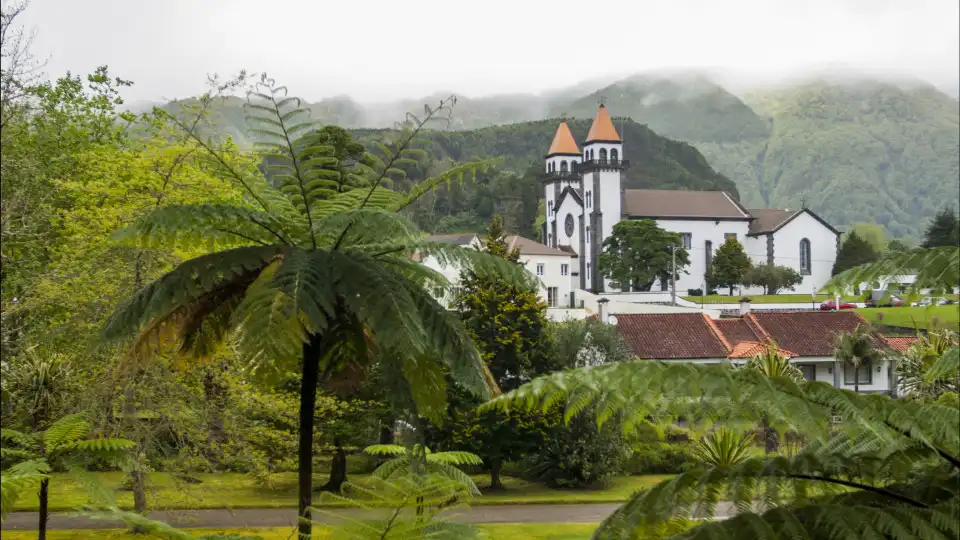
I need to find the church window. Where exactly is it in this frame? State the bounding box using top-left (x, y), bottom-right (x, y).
top-left (586, 191), bottom-right (592, 208)
top-left (586, 226), bottom-right (590, 243)
top-left (599, 148), bottom-right (607, 162)
top-left (800, 238), bottom-right (811, 275)
top-left (560, 161), bottom-right (568, 173)
top-left (680, 233), bottom-right (692, 249)
top-left (705, 240), bottom-right (713, 269)
top-left (584, 149), bottom-right (589, 159)
top-left (536, 263), bottom-right (545, 276)
top-left (561, 264), bottom-right (569, 276)
top-left (587, 263), bottom-right (591, 280)
top-left (611, 148), bottom-right (619, 163)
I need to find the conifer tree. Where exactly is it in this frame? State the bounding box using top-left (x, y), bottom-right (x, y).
top-left (705, 237), bottom-right (752, 295)
top-left (832, 231), bottom-right (879, 276)
top-left (922, 206), bottom-right (960, 248)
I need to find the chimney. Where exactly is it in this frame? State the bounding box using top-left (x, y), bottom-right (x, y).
top-left (739, 297), bottom-right (752, 316)
top-left (598, 298), bottom-right (610, 324)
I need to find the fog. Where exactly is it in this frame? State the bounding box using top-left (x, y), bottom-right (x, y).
top-left (16, 0), bottom-right (960, 103)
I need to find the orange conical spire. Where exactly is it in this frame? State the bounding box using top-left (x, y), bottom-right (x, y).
top-left (585, 104), bottom-right (621, 143)
top-left (546, 121), bottom-right (581, 156)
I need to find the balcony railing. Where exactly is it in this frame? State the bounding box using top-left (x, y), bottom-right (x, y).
top-left (542, 159), bottom-right (629, 180)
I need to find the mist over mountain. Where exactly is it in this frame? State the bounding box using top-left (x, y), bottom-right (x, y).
top-left (155, 71), bottom-right (959, 239)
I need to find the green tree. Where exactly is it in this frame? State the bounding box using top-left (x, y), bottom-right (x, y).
top-left (895, 330), bottom-right (958, 400)
top-left (845, 222), bottom-right (888, 253)
top-left (832, 231), bottom-right (879, 276)
top-left (705, 237), bottom-right (752, 295)
top-left (545, 318), bottom-right (633, 370)
top-left (833, 324), bottom-right (882, 394)
top-left (887, 238), bottom-right (911, 252)
top-left (100, 80), bottom-right (521, 538)
top-left (455, 215), bottom-right (548, 391)
top-left (743, 264), bottom-right (803, 294)
top-left (922, 206), bottom-right (960, 248)
top-left (598, 219), bottom-right (689, 292)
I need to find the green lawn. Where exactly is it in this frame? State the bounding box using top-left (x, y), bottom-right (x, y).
top-left (857, 305), bottom-right (960, 331)
top-left (11, 472), bottom-right (673, 512)
top-left (0, 524), bottom-right (602, 540)
top-left (681, 294), bottom-right (860, 304)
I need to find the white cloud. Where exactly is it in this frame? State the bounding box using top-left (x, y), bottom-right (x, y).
top-left (18, 0), bottom-right (960, 102)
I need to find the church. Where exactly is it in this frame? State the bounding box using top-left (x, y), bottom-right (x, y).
top-left (542, 104), bottom-right (840, 296)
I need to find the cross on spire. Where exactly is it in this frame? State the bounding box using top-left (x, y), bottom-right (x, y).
top-left (597, 93), bottom-right (607, 107)
top-left (559, 111), bottom-right (567, 120)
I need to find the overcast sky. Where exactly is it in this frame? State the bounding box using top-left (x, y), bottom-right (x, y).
top-left (17, 0), bottom-right (960, 103)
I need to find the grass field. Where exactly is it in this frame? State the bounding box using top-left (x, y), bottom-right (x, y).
top-left (681, 294), bottom-right (860, 304)
top-left (0, 524), bottom-right (602, 540)
top-left (857, 305), bottom-right (960, 331)
top-left (11, 472), bottom-right (673, 512)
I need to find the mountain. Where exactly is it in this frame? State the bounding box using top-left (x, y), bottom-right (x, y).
top-left (154, 73), bottom-right (960, 239)
top-left (348, 118), bottom-right (737, 236)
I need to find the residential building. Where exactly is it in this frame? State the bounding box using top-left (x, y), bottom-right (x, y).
top-left (606, 309), bottom-right (909, 394)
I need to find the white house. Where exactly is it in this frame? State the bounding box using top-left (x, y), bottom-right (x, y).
top-left (420, 233), bottom-right (574, 309)
top-left (604, 307), bottom-right (902, 395)
top-left (542, 105), bottom-right (840, 296)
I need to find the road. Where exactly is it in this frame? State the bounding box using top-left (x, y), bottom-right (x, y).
top-left (1, 502), bottom-right (736, 530)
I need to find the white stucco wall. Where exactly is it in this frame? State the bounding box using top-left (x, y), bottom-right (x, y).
top-left (651, 218), bottom-right (752, 294)
top-left (771, 212), bottom-right (839, 293)
top-left (521, 253), bottom-right (574, 307)
top-left (555, 194), bottom-right (582, 253)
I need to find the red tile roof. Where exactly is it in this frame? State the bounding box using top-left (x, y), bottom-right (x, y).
top-left (714, 319), bottom-right (761, 345)
top-left (885, 336), bottom-right (919, 353)
top-left (727, 341), bottom-right (797, 359)
top-left (615, 313), bottom-right (730, 359)
top-left (744, 311), bottom-right (879, 357)
top-left (614, 310), bottom-right (895, 360)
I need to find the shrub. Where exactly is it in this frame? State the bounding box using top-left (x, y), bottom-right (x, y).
top-left (523, 413), bottom-right (631, 488)
top-left (626, 443), bottom-right (697, 475)
top-left (688, 288), bottom-right (703, 296)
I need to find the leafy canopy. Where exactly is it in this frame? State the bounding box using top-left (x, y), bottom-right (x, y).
top-left (706, 237), bottom-right (752, 295)
top-left (598, 219), bottom-right (690, 291)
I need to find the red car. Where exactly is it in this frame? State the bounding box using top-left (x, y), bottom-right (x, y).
top-left (820, 300), bottom-right (856, 311)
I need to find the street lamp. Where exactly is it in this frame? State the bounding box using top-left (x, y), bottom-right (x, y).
top-left (811, 287), bottom-right (817, 311)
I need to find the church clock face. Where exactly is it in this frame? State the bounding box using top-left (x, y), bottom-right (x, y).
top-left (564, 214), bottom-right (574, 237)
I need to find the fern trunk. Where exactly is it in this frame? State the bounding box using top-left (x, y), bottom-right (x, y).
top-left (38, 478), bottom-right (49, 540)
top-left (298, 333), bottom-right (324, 539)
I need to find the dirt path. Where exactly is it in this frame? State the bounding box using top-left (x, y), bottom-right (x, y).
top-left (1, 503), bottom-right (736, 530)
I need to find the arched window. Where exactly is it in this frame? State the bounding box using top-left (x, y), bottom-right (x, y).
top-left (589, 149), bottom-right (594, 160)
top-left (599, 148), bottom-right (607, 162)
top-left (800, 239), bottom-right (811, 275)
top-left (560, 160), bottom-right (568, 173)
top-left (584, 150), bottom-right (589, 159)
top-left (610, 148), bottom-right (619, 163)
top-left (571, 160), bottom-right (578, 172)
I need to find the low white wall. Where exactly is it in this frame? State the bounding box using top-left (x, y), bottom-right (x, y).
top-left (546, 308), bottom-right (588, 322)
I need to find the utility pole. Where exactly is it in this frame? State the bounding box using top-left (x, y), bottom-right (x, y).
top-left (670, 244), bottom-right (677, 305)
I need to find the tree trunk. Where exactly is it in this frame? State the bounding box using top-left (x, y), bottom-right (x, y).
top-left (38, 478), bottom-right (49, 540)
top-left (202, 362), bottom-right (228, 446)
top-left (761, 416), bottom-right (779, 454)
top-left (298, 334), bottom-right (324, 539)
top-left (319, 439), bottom-right (347, 493)
top-left (489, 458), bottom-right (505, 490)
top-left (131, 467), bottom-right (148, 532)
top-left (854, 364), bottom-right (860, 394)
top-left (729, 285), bottom-right (734, 296)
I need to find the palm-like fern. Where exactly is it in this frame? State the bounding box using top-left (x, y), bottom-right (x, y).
top-left (364, 444), bottom-right (482, 496)
top-left (691, 428), bottom-right (754, 468)
top-left (826, 245), bottom-right (959, 295)
top-left (102, 77), bottom-right (523, 538)
top-left (897, 330), bottom-right (959, 400)
top-left (486, 360), bottom-right (960, 539)
top-left (0, 413), bottom-right (134, 537)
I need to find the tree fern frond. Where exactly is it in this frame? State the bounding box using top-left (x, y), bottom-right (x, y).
top-left (1, 460), bottom-right (49, 519)
top-left (826, 246), bottom-right (960, 295)
top-left (363, 445), bottom-right (408, 457)
top-left (427, 451), bottom-right (483, 467)
top-left (391, 159), bottom-right (502, 212)
top-left (42, 414), bottom-right (91, 450)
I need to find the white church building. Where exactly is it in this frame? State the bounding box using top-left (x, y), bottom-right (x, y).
top-left (541, 104), bottom-right (840, 296)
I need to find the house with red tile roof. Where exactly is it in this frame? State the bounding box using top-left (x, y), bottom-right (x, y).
top-left (609, 309), bottom-right (908, 394)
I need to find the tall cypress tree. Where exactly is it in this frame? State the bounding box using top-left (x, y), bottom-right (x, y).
top-left (832, 231), bottom-right (879, 276)
top-left (922, 207), bottom-right (960, 248)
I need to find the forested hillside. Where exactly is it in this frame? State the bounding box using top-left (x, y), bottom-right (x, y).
top-left (154, 74), bottom-right (960, 239)
top-left (357, 118), bottom-right (737, 237)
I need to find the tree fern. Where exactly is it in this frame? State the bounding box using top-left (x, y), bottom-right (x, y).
top-left (826, 245), bottom-right (959, 295)
top-left (102, 78), bottom-right (524, 538)
top-left (486, 360), bottom-right (960, 539)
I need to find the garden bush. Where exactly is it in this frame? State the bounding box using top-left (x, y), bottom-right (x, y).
top-left (522, 412), bottom-right (631, 488)
top-left (626, 442), bottom-right (697, 475)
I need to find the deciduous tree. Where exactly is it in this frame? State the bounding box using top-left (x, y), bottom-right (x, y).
top-left (598, 219), bottom-right (689, 292)
top-left (743, 264), bottom-right (803, 294)
top-left (705, 237), bottom-right (752, 295)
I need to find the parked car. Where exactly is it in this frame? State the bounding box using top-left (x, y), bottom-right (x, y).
top-left (820, 300), bottom-right (857, 311)
top-left (911, 296), bottom-right (950, 307)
